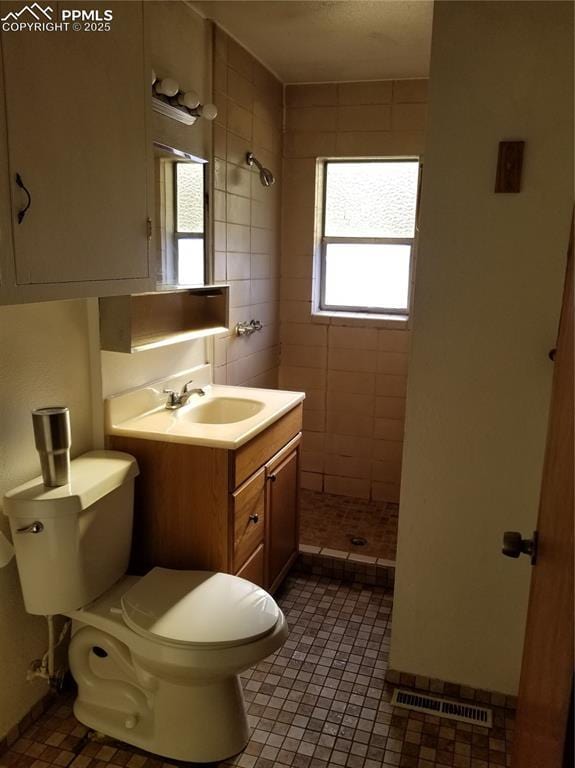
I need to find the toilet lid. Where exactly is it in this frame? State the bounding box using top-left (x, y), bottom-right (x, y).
top-left (120, 567), bottom-right (280, 648)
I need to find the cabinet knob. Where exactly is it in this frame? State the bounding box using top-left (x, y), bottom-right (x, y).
top-left (268, 473), bottom-right (277, 482)
top-left (249, 513), bottom-right (259, 524)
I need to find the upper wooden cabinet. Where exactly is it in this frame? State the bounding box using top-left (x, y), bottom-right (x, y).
top-left (0, 2), bottom-right (154, 303)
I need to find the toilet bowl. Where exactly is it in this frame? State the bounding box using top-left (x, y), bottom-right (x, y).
top-left (4, 451), bottom-right (288, 763)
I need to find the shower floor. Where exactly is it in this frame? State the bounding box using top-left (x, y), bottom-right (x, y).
top-left (299, 489), bottom-right (399, 561)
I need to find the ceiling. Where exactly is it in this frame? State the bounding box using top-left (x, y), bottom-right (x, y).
top-left (191, 1), bottom-right (433, 84)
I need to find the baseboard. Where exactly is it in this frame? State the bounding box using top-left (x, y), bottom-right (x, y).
top-left (385, 667), bottom-right (517, 710)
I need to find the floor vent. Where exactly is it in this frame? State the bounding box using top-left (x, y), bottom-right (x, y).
top-left (350, 536), bottom-right (368, 546)
top-left (391, 689), bottom-right (493, 728)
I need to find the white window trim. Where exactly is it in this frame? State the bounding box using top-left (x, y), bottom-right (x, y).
top-left (314, 157), bottom-right (421, 320)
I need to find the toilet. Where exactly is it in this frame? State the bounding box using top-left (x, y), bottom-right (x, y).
top-left (4, 450), bottom-right (288, 763)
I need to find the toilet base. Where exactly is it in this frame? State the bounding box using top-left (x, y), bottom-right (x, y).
top-left (73, 674), bottom-right (250, 763)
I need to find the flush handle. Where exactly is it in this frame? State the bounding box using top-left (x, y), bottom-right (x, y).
top-left (17, 521), bottom-right (44, 534)
top-left (502, 530), bottom-right (538, 565)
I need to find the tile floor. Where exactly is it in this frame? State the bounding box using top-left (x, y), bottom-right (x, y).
top-left (300, 491), bottom-right (399, 561)
top-left (1, 574), bottom-right (514, 768)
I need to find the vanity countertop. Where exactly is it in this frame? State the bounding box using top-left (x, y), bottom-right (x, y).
top-left (106, 382), bottom-right (305, 450)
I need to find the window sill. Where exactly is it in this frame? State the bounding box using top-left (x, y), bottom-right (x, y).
top-left (311, 309), bottom-right (410, 329)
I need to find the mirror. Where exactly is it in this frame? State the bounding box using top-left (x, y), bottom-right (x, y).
top-left (154, 142), bottom-right (208, 287)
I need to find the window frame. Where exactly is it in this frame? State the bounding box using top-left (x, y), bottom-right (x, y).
top-left (173, 160), bottom-right (208, 286)
top-left (319, 158), bottom-right (421, 316)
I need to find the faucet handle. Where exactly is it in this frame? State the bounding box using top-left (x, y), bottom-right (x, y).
top-left (163, 388), bottom-right (178, 406)
top-left (182, 379), bottom-right (195, 394)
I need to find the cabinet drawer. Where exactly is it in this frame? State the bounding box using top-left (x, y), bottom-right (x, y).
top-left (232, 467), bottom-right (265, 571)
top-left (235, 544), bottom-right (264, 587)
top-left (232, 404), bottom-right (303, 489)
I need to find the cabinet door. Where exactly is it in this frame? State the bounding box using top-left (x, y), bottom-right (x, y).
top-left (0, 2), bottom-right (152, 293)
top-left (235, 544), bottom-right (265, 588)
top-left (265, 438), bottom-right (300, 593)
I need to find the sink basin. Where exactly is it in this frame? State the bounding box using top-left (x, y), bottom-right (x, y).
top-left (177, 397), bottom-right (265, 425)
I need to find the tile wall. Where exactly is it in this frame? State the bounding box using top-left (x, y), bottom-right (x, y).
top-left (212, 28), bottom-right (283, 388)
top-left (279, 80), bottom-right (428, 502)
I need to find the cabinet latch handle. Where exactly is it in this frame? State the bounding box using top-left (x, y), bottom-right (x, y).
top-left (15, 173), bottom-right (32, 224)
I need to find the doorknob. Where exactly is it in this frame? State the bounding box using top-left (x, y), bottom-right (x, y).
top-left (502, 530), bottom-right (538, 565)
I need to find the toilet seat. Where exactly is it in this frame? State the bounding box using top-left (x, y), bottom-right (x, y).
top-left (120, 567), bottom-right (280, 649)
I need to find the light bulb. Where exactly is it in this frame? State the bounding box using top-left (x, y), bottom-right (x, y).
top-left (178, 90), bottom-right (200, 110)
top-left (155, 78), bottom-right (179, 98)
top-left (198, 103), bottom-right (218, 121)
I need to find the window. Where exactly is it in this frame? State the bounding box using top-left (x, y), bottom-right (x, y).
top-left (320, 159), bottom-right (420, 315)
top-left (174, 162), bottom-right (206, 285)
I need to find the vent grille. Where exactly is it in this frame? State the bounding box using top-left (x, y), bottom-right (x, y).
top-left (391, 689), bottom-right (493, 728)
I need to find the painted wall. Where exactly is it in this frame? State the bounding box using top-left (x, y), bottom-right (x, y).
top-left (0, 300), bottom-right (94, 738)
top-left (211, 28), bottom-right (283, 388)
top-left (391, 0), bottom-right (573, 694)
top-left (279, 80), bottom-right (427, 502)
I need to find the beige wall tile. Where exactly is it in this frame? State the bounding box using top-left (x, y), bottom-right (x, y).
top-left (375, 396), bottom-right (407, 420)
top-left (337, 105), bottom-right (392, 132)
top-left (303, 410), bottom-right (326, 432)
top-left (326, 412), bottom-right (374, 437)
top-left (251, 252), bottom-right (272, 279)
top-left (284, 131), bottom-right (337, 158)
top-left (282, 322), bottom-right (327, 347)
top-left (301, 388), bottom-right (324, 412)
top-left (226, 163), bottom-right (251, 198)
top-left (214, 124), bottom-right (227, 160)
top-left (372, 459), bottom-right (402, 483)
top-left (226, 223), bottom-right (250, 253)
top-left (228, 279), bottom-right (251, 308)
top-left (227, 38), bottom-right (254, 81)
top-left (286, 84), bottom-right (338, 107)
top-left (302, 431), bottom-right (325, 452)
top-left (324, 475), bottom-right (370, 500)
top-left (335, 130), bottom-right (426, 157)
top-left (213, 190), bottom-right (226, 222)
top-left (227, 133), bottom-right (252, 167)
top-left (214, 91), bottom-right (227, 127)
top-left (329, 348), bottom-right (377, 373)
top-left (325, 454), bottom-right (371, 480)
top-left (214, 221), bottom-right (226, 251)
top-left (376, 373), bottom-right (408, 397)
top-left (226, 193), bottom-right (251, 225)
top-left (373, 439), bottom-right (404, 462)
top-left (214, 55), bottom-right (227, 94)
top-left (377, 329), bottom-right (410, 353)
top-left (214, 157), bottom-right (226, 191)
top-left (328, 326), bottom-right (378, 350)
top-left (227, 251), bottom-right (251, 280)
top-left (281, 277), bottom-right (312, 302)
top-left (286, 106), bottom-right (338, 133)
top-left (325, 433), bottom-right (373, 458)
top-left (377, 351), bottom-right (409, 375)
top-left (327, 390), bottom-right (374, 418)
top-left (301, 451), bottom-right (325, 473)
top-left (392, 103), bottom-right (427, 132)
top-left (393, 79), bottom-right (428, 103)
top-left (301, 471), bottom-right (323, 491)
top-left (251, 227), bottom-right (275, 255)
top-left (338, 81), bottom-right (393, 105)
top-left (227, 102), bottom-right (253, 141)
top-left (227, 68), bottom-right (254, 110)
top-left (326, 370), bottom-right (376, 395)
top-left (213, 250), bottom-right (226, 281)
top-left (280, 300), bottom-right (312, 323)
top-left (374, 417), bottom-right (405, 441)
top-left (372, 480), bottom-right (400, 503)
top-left (282, 344), bottom-right (327, 370)
top-left (280, 365), bottom-right (326, 390)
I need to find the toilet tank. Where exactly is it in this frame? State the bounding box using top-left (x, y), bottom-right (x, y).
top-left (3, 450), bottom-right (139, 615)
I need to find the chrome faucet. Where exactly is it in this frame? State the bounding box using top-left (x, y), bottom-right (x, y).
top-left (163, 380), bottom-right (206, 409)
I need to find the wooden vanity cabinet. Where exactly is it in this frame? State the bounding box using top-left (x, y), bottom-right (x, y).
top-left (109, 404), bottom-right (302, 593)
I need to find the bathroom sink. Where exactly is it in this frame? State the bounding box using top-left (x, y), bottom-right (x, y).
top-left (177, 397), bottom-right (265, 424)
top-left (105, 376), bottom-right (305, 449)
